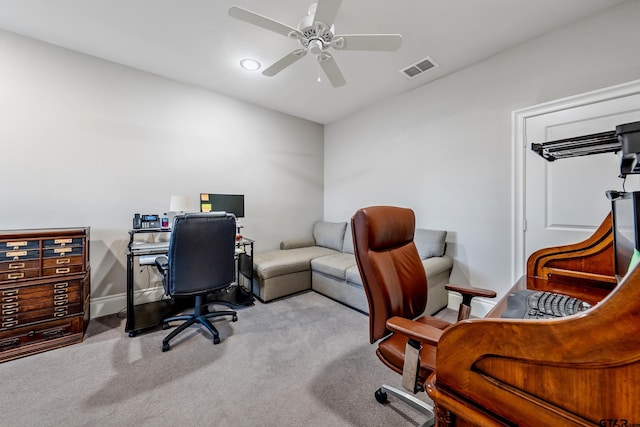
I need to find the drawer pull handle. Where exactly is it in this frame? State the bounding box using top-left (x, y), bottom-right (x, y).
top-left (55, 267), bottom-right (70, 274)
top-left (42, 328), bottom-right (64, 339)
top-left (1, 321), bottom-right (18, 328)
top-left (7, 272), bottom-right (24, 279)
top-left (54, 295), bottom-right (67, 300)
top-left (2, 309), bottom-right (18, 315)
top-left (54, 300), bottom-right (68, 306)
top-left (53, 312), bottom-right (67, 317)
top-left (54, 239), bottom-right (72, 245)
top-left (0, 338), bottom-right (20, 349)
top-left (54, 289), bottom-right (68, 294)
top-left (53, 282), bottom-right (69, 289)
top-left (56, 258), bottom-right (71, 265)
top-left (2, 290), bottom-right (18, 296)
top-left (8, 262), bottom-right (25, 269)
top-left (1, 303), bottom-right (18, 309)
top-left (2, 297), bottom-right (17, 303)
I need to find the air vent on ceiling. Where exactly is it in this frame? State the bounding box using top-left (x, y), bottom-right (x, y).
top-left (400, 56), bottom-right (438, 79)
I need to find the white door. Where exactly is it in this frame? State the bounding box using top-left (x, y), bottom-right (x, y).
top-left (524, 97), bottom-right (640, 259)
top-left (512, 80), bottom-right (640, 279)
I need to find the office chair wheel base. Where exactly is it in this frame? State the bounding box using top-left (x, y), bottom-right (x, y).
top-left (162, 323), bottom-right (170, 330)
top-left (375, 388), bottom-right (388, 404)
top-left (162, 343), bottom-right (171, 352)
top-left (213, 336), bottom-right (221, 345)
top-left (232, 315), bottom-right (238, 322)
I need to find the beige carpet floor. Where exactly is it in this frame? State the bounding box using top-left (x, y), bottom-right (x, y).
top-left (0, 291), bottom-right (435, 426)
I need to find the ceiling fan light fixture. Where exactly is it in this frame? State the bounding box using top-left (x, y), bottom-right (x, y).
top-left (309, 39), bottom-right (324, 55)
top-left (240, 58), bottom-right (261, 71)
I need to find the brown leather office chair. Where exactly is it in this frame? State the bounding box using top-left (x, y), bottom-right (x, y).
top-left (351, 206), bottom-right (496, 425)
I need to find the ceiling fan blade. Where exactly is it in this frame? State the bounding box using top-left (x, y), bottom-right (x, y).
top-left (262, 49), bottom-right (308, 76)
top-left (318, 53), bottom-right (346, 87)
top-left (228, 6), bottom-right (299, 37)
top-left (312, 0), bottom-right (342, 27)
top-left (334, 34), bottom-right (402, 51)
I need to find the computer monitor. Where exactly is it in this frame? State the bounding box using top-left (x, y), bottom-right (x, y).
top-left (200, 193), bottom-right (245, 218)
top-left (609, 190), bottom-right (640, 280)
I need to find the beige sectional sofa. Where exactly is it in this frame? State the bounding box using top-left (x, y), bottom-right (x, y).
top-left (252, 220), bottom-right (453, 315)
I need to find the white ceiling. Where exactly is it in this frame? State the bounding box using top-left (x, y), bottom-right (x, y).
top-left (0, 0), bottom-right (626, 124)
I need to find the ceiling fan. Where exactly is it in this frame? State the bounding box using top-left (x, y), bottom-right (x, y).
top-left (228, 0), bottom-right (402, 87)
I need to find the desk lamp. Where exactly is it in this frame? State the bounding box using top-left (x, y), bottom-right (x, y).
top-left (169, 195), bottom-right (193, 217)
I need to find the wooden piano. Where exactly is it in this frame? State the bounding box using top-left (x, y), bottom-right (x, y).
top-left (426, 213), bottom-right (640, 426)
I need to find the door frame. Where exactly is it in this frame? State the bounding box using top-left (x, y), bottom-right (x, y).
top-left (511, 79), bottom-right (640, 281)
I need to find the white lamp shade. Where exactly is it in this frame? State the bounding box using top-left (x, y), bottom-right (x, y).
top-left (169, 195), bottom-right (193, 213)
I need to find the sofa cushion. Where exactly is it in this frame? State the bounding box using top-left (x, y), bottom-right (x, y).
top-left (313, 221), bottom-right (347, 252)
top-left (280, 237), bottom-right (316, 250)
top-left (342, 222), bottom-right (354, 254)
top-left (422, 255), bottom-right (454, 277)
top-left (345, 264), bottom-right (364, 287)
top-left (311, 253), bottom-right (356, 280)
top-left (254, 246), bottom-right (338, 279)
top-left (415, 228), bottom-right (447, 259)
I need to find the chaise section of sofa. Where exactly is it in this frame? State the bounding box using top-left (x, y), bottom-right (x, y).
top-left (252, 222), bottom-right (346, 302)
top-left (252, 220), bottom-right (454, 316)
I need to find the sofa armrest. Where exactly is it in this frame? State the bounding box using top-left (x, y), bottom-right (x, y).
top-left (280, 237), bottom-right (316, 250)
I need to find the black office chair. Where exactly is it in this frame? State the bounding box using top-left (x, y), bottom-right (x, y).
top-left (155, 212), bottom-right (238, 351)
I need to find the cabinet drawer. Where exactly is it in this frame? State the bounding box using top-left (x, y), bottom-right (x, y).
top-left (0, 249), bottom-right (40, 262)
top-left (42, 246), bottom-right (83, 258)
top-left (1, 291), bottom-right (82, 313)
top-left (42, 264), bottom-right (84, 277)
top-left (0, 269), bottom-right (40, 282)
top-left (43, 237), bottom-right (84, 248)
top-left (0, 316), bottom-right (83, 353)
top-left (1, 280), bottom-right (82, 301)
top-left (0, 259), bottom-right (39, 273)
top-left (1, 303), bottom-right (82, 329)
top-left (0, 240), bottom-right (39, 251)
top-left (42, 255), bottom-right (83, 268)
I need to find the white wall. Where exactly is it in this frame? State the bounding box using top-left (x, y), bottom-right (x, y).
top-left (0, 30), bottom-right (324, 316)
top-left (324, 0), bottom-right (640, 309)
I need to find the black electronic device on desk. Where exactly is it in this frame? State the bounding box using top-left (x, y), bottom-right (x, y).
top-left (133, 213), bottom-right (162, 230)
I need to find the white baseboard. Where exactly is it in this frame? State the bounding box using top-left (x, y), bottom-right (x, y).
top-left (90, 286), bottom-right (165, 319)
top-left (447, 291), bottom-right (496, 318)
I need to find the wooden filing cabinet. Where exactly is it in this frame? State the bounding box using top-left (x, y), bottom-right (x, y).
top-left (0, 227), bottom-right (90, 363)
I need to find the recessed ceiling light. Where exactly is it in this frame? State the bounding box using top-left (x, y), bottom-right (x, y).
top-left (240, 58), bottom-right (261, 71)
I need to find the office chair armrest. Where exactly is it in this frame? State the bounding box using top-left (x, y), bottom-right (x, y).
top-left (445, 284), bottom-right (497, 299)
top-left (445, 284), bottom-right (497, 321)
top-left (386, 316), bottom-right (444, 346)
top-left (154, 256), bottom-right (169, 276)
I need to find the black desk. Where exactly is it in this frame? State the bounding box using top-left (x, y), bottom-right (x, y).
top-left (124, 229), bottom-right (254, 337)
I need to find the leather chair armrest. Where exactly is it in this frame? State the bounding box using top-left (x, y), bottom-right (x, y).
top-left (445, 284), bottom-right (497, 321)
top-left (386, 316), bottom-right (444, 346)
top-left (445, 283), bottom-right (497, 299)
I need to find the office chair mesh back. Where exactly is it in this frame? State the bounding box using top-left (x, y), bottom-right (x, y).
top-left (167, 213), bottom-right (236, 296)
top-left (352, 206), bottom-right (429, 343)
